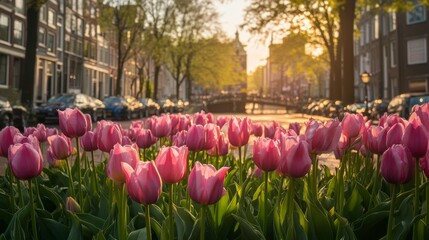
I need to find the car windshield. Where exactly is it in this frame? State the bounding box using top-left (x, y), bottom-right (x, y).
top-left (48, 95), bottom-right (74, 104)
top-left (410, 96), bottom-right (429, 109)
top-left (104, 97), bottom-right (122, 104)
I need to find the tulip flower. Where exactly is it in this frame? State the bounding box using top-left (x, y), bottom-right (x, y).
top-left (122, 135), bottom-right (133, 145)
top-left (305, 118), bottom-right (342, 154)
top-left (288, 122), bottom-right (301, 135)
top-left (172, 130), bottom-right (187, 147)
top-left (47, 134), bottom-right (73, 160)
top-left (66, 197), bottom-right (81, 213)
top-left (386, 123), bottom-right (404, 148)
top-left (107, 143), bottom-right (139, 184)
top-left (228, 117), bottom-right (251, 147)
top-left (278, 136), bottom-right (311, 178)
top-left (58, 108), bottom-right (88, 138)
top-left (194, 111), bottom-right (208, 125)
top-left (253, 138), bottom-right (280, 172)
top-left (151, 115), bottom-right (171, 138)
top-left (216, 116), bottom-right (229, 129)
top-left (8, 143), bottom-right (43, 180)
top-left (97, 120), bottom-right (123, 152)
top-left (204, 123), bottom-right (220, 150)
top-left (80, 131), bottom-right (98, 152)
top-left (341, 113), bottom-right (364, 139)
top-left (365, 126), bottom-right (389, 154)
top-left (170, 114), bottom-right (181, 135)
top-left (207, 132), bottom-right (229, 157)
top-left (122, 160), bottom-right (162, 240)
top-left (188, 162), bottom-right (229, 205)
top-left (155, 146), bottom-right (188, 184)
top-left (186, 124), bottom-right (205, 151)
top-left (23, 127), bottom-right (37, 136)
top-left (0, 126), bottom-right (20, 157)
top-left (402, 114), bottom-right (428, 158)
top-left (252, 122), bottom-right (264, 137)
top-left (381, 144), bottom-right (414, 184)
top-left (46, 127), bottom-right (59, 136)
top-left (84, 113), bottom-right (92, 131)
top-left (46, 147), bottom-right (62, 168)
top-left (379, 113), bottom-right (408, 128)
top-left (264, 121), bottom-right (279, 139)
top-left (177, 114), bottom-right (191, 131)
top-left (122, 161), bottom-right (163, 204)
top-left (135, 129), bottom-right (157, 149)
top-left (410, 105), bottom-right (429, 132)
top-left (13, 134), bottom-right (40, 149)
top-left (32, 123), bottom-right (48, 142)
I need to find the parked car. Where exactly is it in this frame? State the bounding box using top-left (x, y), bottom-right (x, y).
top-left (344, 103), bottom-right (366, 115)
top-left (158, 99), bottom-right (176, 113)
top-left (387, 92), bottom-right (428, 119)
top-left (369, 99), bottom-right (389, 120)
top-left (139, 98), bottom-right (160, 116)
top-left (36, 93), bottom-right (106, 123)
top-left (327, 100), bottom-right (344, 119)
top-left (103, 96), bottom-right (144, 120)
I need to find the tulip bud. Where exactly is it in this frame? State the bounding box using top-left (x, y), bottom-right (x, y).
top-left (253, 138), bottom-right (280, 172)
top-left (0, 126), bottom-right (20, 157)
top-left (155, 146), bottom-right (188, 184)
top-left (381, 145), bottom-right (414, 184)
top-left (278, 136), bottom-right (311, 178)
top-left (66, 197), bottom-right (81, 213)
top-left (186, 125), bottom-right (205, 151)
top-left (107, 143), bottom-right (139, 183)
top-left (97, 121), bottom-right (123, 152)
top-left (8, 143), bottom-right (43, 180)
top-left (228, 117), bottom-right (251, 147)
top-left (58, 108), bottom-right (88, 138)
top-left (135, 129), bottom-right (157, 149)
top-left (80, 131), bottom-right (98, 152)
top-left (402, 115), bottom-right (428, 158)
top-left (47, 134), bottom-right (73, 160)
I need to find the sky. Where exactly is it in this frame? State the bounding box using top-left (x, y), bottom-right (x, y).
top-left (214, 0), bottom-right (269, 74)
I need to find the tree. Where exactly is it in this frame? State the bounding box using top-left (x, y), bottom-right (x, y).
top-left (99, 0), bottom-right (144, 96)
top-left (20, 0), bottom-right (47, 109)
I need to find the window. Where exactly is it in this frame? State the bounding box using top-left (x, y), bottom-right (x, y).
top-left (47, 33), bottom-right (55, 52)
top-left (407, 38), bottom-right (427, 65)
top-left (85, 23), bottom-right (90, 36)
top-left (57, 25), bottom-right (63, 49)
top-left (13, 20), bottom-right (23, 45)
top-left (65, 34), bottom-right (70, 51)
top-left (407, 4), bottom-right (426, 25)
top-left (389, 11), bottom-right (396, 31)
top-left (15, 0), bottom-right (24, 13)
top-left (374, 15), bottom-right (379, 39)
top-left (40, 5), bottom-right (46, 22)
top-left (0, 54), bottom-right (7, 86)
top-left (365, 22), bottom-right (370, 43)
top-left (0, 14), bottom-right (10, 42)
top-left (77, 18), bottom-right (82, 36)
top-left (390, 41), bottom-right (397, 67)
top-left (39, 27), bottom-right (46, 45)
top-left (48, 9), bottom-right (56, 26)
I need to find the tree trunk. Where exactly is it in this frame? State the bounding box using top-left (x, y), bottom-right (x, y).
top-left (21, 5), bottom-right (40, 109)
top-left (153, 65), bottom-right (161, 100)
top-left (339, 0), bottom-right (357, 104)
top-left (116, 63), bottom-right (124, 95)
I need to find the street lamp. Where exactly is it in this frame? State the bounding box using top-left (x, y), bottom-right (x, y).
top-left (360, 71), bottom-right (371, 116)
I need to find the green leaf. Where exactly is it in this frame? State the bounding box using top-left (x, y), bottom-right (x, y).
top-left (76, 213), bottom-right (105, 233)
top-left (233, 214), bottom-right (265, 240)
top-left (39, 217), bottom-right (69, 240)
top-left (128, 228), bottom-right (147, 240)
top-left (305, 201), bottom-right (334, 240)
top-left (344, 186), bottom-right (364, 222)
top-left (174, 206), bottom-right (195, 240)
top-left (353, 202), bottom-right (389, 239)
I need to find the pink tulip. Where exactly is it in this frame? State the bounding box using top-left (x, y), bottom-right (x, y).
top-left (204, 123), bottom-right (220, 150)
top-left (402, 115), bottom-right (428, 158)
top-left (13, 134), bottom-right (41, 154)
top-left (121, 161), bottom-right (163, 204)
top-left (365, 126), bottom-right (389, 154)
top-left (253, 138), bottom-right (280, 172)
top-left (47, 134), bottom-right (73, 160)
top-left (66, 196), bottom-right (81, 213)
top-left (386, 123), bottom-right (404, 148)
top-left (305, 118), bottom-right (342, 153)
top-left (379, 113), bottom-right (408, 128)
top-left (334, 134), bottom-right (348, 159)
top-left (252, 122), bottom-right (264, 137)
top-left (80, 131), bottom-right (98, 151)
top-left (177, 114), bottom-right (191, 131)
top-left (216, 116), bottom-right (229, 129)
top-left (0, 126), bottom-right (20, 157)
top-left (131, 120), bottom-right (143, 129)
top-left (107, 143), bottom-right (140, 184)
top-left (32, 123), bottom-right (48, 142)
top-left (278, 135), bottom-right (311, 178)
top-left (194, 111), bottom-right (208, 125)
top-left (122, 136), bottom-right (133, 145)
top-left (172, 130), bottom-right (188, 147)
top-left (151, 115), bottom-right (171, 138)
top-left (8, 143), bottom-right (43, 180)
top-left (84, 114), bottom-right (92, 131)
top-left (46, 127), bottom-right (59, 136)
top-left (228, 117), bottom-right (251, 147)
top-left (188, 162), bottom-right (229, 205)
top-left (58, 108), bottom-right (88, 138)
top-left (207, 112), bottom-right (215, 124)
top-left (23, 127), bottom-right (37, 136)
top-left (341, 113), bottom-right (364, 139)
top-left (273, 127), bottom-right (287, 140)
top-left (288, 122), bottom-right (301, 135)
top-left (420, 150), bottom-right (429, 178)
top-left (264, 121), bottom-right (279, 139)
top-left (46, 146), bottom-right (62, 167)
top-left (135, 129), bottom-right (157, 149)
top-left (410, 105), bottom-right (429, 132)
top-left (252, 166), bottom-right (263, 178)
top-left (381, 144), bottom-right (414, 184)
top-left (207, 132), bottom-right (229, 156)
top-left (155, 146), bottom-right (188, 184)
top-left (97, 120), bottom-right (123, 152)
top-left (170, 114), bottom-right (181, 135)
top-left (186, 125), bottom-right (205, 151)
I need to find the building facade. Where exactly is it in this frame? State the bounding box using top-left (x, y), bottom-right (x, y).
top-left (355, 2), bottom-right (429, 101)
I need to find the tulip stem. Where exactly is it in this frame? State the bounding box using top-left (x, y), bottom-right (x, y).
top-left (311, 153), bottom-right (318, 200)
top-left (413, 157), bottom-right (420, 239)
top-left (387, 184), bottom-right (397, 240)
top-left (336, 153), bottom-right (347, 215)
top-left (146, 204), bottom-right (152, 240)
top-left (7, 167), bottom-right (16, 212)
top-left (91, 150), bottom-right (99, 193)
top-left (17, 179), bottom-right (24, 208)
top-left (426, 183), bottom-right (429, 226)
top-left (238, 147), bottom-right (243, 185)
top-left (65, 157), bottom-right (76, 198)
top-left (75, 138), bottom-right (83, 206)
top-left (286, 178), bottom-right (295, 239)
top-left (169, 184), bottom-right (174, 240)
top-left (28, 179), bottom-right (38, 240)
top-left (33, 178), bottom-right (44, 210)
top-left (263, 171), bottom-right (269, 236)
top-left (200, 205), bottom-right (206, 240)
top-left (369, 154), bottom-right (381, 208)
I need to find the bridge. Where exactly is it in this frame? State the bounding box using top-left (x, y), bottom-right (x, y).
top-left (203, 93), bottom-right (300, 113)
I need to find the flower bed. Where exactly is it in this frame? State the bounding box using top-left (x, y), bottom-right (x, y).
top-left (0, 107), bottom-right (428, 239)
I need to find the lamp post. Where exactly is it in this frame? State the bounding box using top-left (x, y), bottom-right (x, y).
top-left (360, 71), bottom-right (371, 116)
